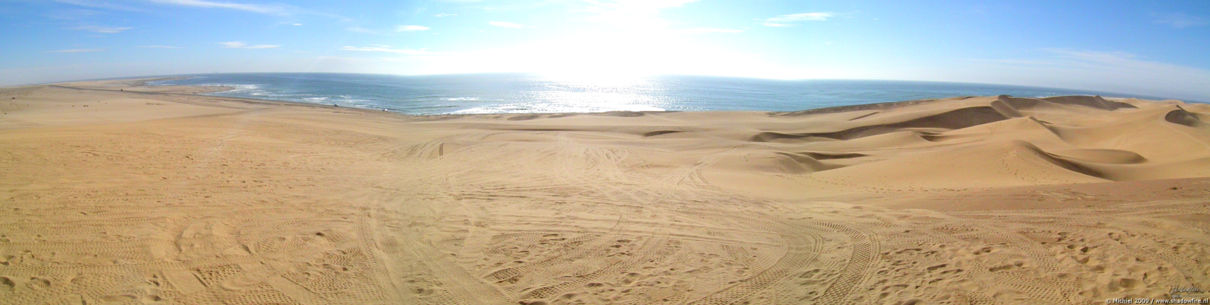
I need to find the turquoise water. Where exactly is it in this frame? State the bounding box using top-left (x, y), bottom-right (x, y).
top-left (150, 73), bottom-right (1175, 115)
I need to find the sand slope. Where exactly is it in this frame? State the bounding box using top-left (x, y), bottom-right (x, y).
top-left (1, 82), bottom-right (1209, 305)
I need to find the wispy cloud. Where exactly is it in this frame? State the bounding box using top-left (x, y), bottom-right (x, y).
top-left (1042, 49), bottom-right (1139, 63)
top-left (1154, 12), bottom-right (1208, 29)
top-left (489, 21), bottom-right (527, 29)
top-left (48, 48), bottom-right (103, 53)
top-left (139, 45), bottom-right (183, 49)
top-left (965, 48), bottom-right (1210, 101)
top-left (434, 13), bottom-right (456, 18)
top-left (59, 0), bottom-right (343, 20)
top-left (220, 41), bottom-right (279, 49)
top-left (763, 12), bottom-right (833, 27)
top-left (578, 0), bottom-right (698, 27)
top-left (53, 0), bottom-right (146, 12)
top-left (396, 25), bottom-right (430, 32)
top-left (72, 25), bottom-right (132, 34)
top-left (341, 45), bottom-right (434, 55)
top-left (148, 0), bottom-right (287, 15)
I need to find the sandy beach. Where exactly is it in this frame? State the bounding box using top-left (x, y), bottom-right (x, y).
top-left (1, 79), bottom-right (1209, 304)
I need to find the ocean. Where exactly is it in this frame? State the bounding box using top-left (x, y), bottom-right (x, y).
top-left (149, 73), bottom-right (1174, 115)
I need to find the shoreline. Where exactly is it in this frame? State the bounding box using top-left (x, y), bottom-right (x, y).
top-left (30, 71), bottom-right (1203, 103)
top-left (38, 76), bottom-right (1184, 119)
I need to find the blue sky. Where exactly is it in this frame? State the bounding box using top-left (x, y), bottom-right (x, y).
top-left (2, 0), bottom-right (1209, 100)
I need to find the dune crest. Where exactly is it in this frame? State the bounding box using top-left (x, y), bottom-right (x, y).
top-left (728, 95), bottom-right (1210, 192)
top-left (1166, 105), bottom-right (1203, 127)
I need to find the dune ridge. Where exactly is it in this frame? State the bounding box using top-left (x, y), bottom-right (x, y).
top-left (1, 81), bottom-right (1208, 305)
top-left (733, 95), bottom-right (1210, 189)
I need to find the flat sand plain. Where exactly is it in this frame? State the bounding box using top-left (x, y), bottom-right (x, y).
top-left (1, 79), bottom-right (1209, 304)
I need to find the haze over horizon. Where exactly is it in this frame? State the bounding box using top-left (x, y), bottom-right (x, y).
top-left (2, 0), bottom-right (1210, 101)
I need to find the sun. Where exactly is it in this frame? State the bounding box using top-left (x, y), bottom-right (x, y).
top-left (526, 33), bottom-right (664, 83)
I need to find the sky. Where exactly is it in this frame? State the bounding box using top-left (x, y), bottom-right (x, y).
top-left (1, 0), bottom-right (1209, 100)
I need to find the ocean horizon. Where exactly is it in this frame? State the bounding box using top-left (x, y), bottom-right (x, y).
top-left (148, 73), bottom-right (1191, 115)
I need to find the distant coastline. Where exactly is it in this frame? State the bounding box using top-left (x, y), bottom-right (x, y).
top-left (130, 73), bottom-right (1197, 115)
top-left (25, 73), bottom-right (1198, 115)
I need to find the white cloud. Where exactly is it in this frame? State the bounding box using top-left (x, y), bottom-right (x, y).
top-left (290, 23), bottom-right (303, 26)
top-left (139, 45), bottom-right (183, 49)
top-left (341, 45), bottom-right (434, 55)
top-left (434, 13), bottom-right (456, 18)
top-left (1154, 13), bottom-right (1208, 29)
top-left (148, 0), bottom-right (286, 14)
top-left (219, 41), bottom-right (280, 49)
top-left (763, 12), bottom-right (833, 27)
top-left (72, 25), bottom-right (132, 34)
top-left (396, 25), bottom-right (430, 32)
top-left (48, 48), bottom-right (103, 53)
top-left (489, 21), bottom-right (527, 29)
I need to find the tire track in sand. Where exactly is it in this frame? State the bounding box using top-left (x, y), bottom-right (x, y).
top-left (685, 218), bottom-right (828, 305)
top-left (811, 222), bottom-right (880, 305)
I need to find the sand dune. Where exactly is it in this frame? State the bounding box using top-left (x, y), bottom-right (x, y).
top-left (1, 81), bottom-right (1208, 305)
